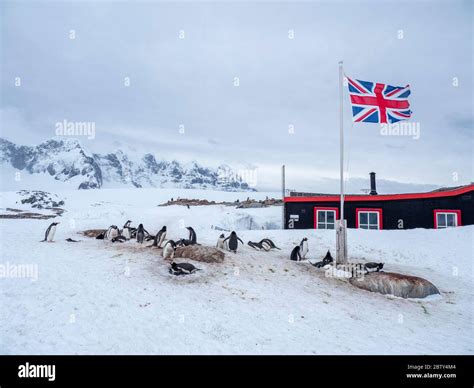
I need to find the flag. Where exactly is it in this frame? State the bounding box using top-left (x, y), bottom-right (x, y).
top-left (347, 77), bottom-right (412, 124)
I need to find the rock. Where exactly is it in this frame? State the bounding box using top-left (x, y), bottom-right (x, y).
top-left (349, 271), bottom-right (440, 299)
top-left (82, 229), bottom-right (106, 238)
top-left (175, 245), bottom-right (225, 263)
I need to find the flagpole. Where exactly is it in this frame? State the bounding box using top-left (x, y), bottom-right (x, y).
top-left (337, 60), bottom-right (347, 264)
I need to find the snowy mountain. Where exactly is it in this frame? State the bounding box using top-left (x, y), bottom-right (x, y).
top-left (0, 138), bottom-right (255, 191)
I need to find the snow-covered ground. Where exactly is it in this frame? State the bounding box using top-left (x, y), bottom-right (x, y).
top-left (0, 188), bottom-right (472, 354)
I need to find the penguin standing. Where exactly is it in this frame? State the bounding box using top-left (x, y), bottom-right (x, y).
top-left (290, 245), bottom-right (302, 261)
top-left (186, 227), bottom-right (197, 245)
top-left (105, 225), bottom-right (119, 241)
top-left (223, 231), bottom-right (244, 253)
top-left (136, 224), bottom-right (147, 244)
top-left (122, 220), bottom-right (132, 240)
top-left (152, 226), bottom-right (167, 248)
top-left (216, 234), bottom-right (226, 249)
top-left (299, 237), bottom-right (309, 259)
top-left (42, 222), bottom-right (59, 242)
top-left (162, 240), bottom-right (177, 260)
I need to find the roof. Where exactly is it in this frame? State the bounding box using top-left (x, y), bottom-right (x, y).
top-left (284, 184), bottom-right (474, 203)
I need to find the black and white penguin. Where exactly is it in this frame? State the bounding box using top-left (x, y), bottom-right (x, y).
top-left (216, 234), bottom-right (226, 249)
top-left (136, 224), bottom-right (147, 244)
top-left (162, 240), bottom-right (177, 260)
top-left (247, 241), bottom-right (263, 250)
top-left (299, 237), bottom-right (309, 259)
top-left (290, 245), bottom-right (302, 261)
top-left (186, 226), bottom-right (197, 245)
top-left (105, 225), bottom-right (120, 241)
top-left (112, 235), bottom-right (127, 243)
top-left (259, 238), bottom-right (281, 250)
top-left (223, 231), bottom-right (244, 253)
top-left (364, 262), bottom-right (384, 274)
top-left (309, 250), bottom-right (334, 268)
top-left (169, 262), bottom-right (201, 276)
top-left (176, 238), bottom-right (192, 247)
top-left (41, 222), bottom-right (59, 242)
top-left (152, 226), bottom-right (167, 248)
top-left (122, 220), bottom-right (132, 240)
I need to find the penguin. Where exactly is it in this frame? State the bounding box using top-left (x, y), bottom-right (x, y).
top-left (162, 240), bottom-right (177, 260)
top-left (169, 262), bottom-right (201, 276)
top-left (309, 250), bottom-right (334, 268)
top-left (105, 225), bottom-right (119, 241)
top-left (259, 238), bottom-right (281, 250)
top-left (186, 226), bottom-right (197, 244)
top-left (290, 245), bottom-right (302, 261)
top-left (299, 237), bottom-right (309, 259)
top-left (136, 224), bottom-right (147, 244)
top-left (122, 220), bottom-right (132, 240)
top-left (223, 231), bottom-right (244, 253)
top-left (42, 222), bottom-right (59, 242)
top-left (152, 226), bottom-right (167, 248)
top-left (248, 241), bottom-right (263, 250)
top-left (216, 234), bottom-right (226, 249)
top-left (176, 238), bottom-right (192, 247)
top-left (96, 231), bottom-right (105, 240)
top-left (65, 238), bottom-right (80, 242)
top-left (112, 235), bottom-right (127, 243)
top-left (364, 262), bottom-right (384, 274)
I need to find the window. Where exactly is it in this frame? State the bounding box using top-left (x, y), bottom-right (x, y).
top-left (356, 208), bottom-right (383, 230)
top-left (434, 210), bottom-right (461, 229)
top-left (314, 207), bottom-right (339, 229)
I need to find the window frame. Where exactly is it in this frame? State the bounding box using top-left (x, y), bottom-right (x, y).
top-left (355, 208), bottom-right (383, 230)
top-left (433, 209), bottom-right (461, 229)
top-left (314, 207), bottom-right (339, 229)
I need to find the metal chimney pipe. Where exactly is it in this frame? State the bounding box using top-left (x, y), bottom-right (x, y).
top-left (369, 172), bottom-right (377, 195)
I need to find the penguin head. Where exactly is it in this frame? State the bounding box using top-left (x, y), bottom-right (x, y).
top-left (231, 231), bottom-right (236, 236)
top-left (52, 222), bottom-right (60, 226)
top-left (302, 237), bottom-right (308, 242)
top-left (378, 263), bottom-right (384, 269)
top-left (219, 234), bottom-right (225, 238)
top-left (162, 226), bottom-right (167, 231)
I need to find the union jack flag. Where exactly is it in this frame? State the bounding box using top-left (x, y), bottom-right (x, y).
top-left (347, 77), bottom-right (412, 124)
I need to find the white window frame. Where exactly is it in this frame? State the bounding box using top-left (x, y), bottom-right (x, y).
top-left (316, 209), bottom-right (337, 229)
top-left (357, 210), bottom-right (381, 230)
top-left (435, 212), bottom-right (459, 229)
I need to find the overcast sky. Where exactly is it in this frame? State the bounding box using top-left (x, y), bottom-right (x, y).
top-left (1, 0), bottom-right (472, 192)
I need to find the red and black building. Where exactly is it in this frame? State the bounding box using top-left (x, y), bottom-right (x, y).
top-left (284, 173), bottom-right (474, 230)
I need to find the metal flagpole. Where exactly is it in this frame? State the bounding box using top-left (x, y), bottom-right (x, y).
top-left (337, 60), bottom-right (348, 264)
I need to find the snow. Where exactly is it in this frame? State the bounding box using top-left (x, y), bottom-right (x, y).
top-left (0, 188), bottom-right (472, 355)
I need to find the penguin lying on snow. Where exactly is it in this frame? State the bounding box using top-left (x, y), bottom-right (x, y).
top-left (169, 262), bottom-right (201, 276)
top-left (223, 231), bottom-right (244, 253)
top-left (112, 236), bottom-right (127, 243)
top-left (176, 238), bottom-right (192, 247)
top-left (65, 238), bottom-right (80, 243)
top-left (309, 250), bottom-right (334, 268)
top-left (364, 262), bottom-right (384, 274)
top-left (248, 238), bottom-right (281, 251)
top-left (41, 222), bottom-right (59, 242)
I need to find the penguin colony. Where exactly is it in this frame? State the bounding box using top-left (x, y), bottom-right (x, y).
top-left (41, 221), bottom-right (385, 276)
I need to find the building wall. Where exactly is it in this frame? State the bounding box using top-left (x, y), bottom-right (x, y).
top-left (284, 192), bottom-right (474, 230)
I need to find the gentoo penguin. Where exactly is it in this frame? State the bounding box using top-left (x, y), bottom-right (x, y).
top-left (247, 241), bottom-right (263, 250)
top-left (299, 238), bottom-right (309, 259)
top-left (105, 225), bottom-right (119, 241)
top-left (223, 231), bottom-right (244, 253)
top-left (112, 235), bottom-right (127, 243)
top-left (176, 238), bottom-right (192, 247)
top-left (186, 227), bottom-right (197, 245)
top-left (259, 238), bottom-right (281, 250)
top-left (136, 224), bottom-right (147, 244)
top-left (290, 245), bottom-right (302, 261)
top-left (122, 220), bottom-right (132, 240)
top-left (216, 234), bottom-right (226, 249)
top-left (42, 222), bottom-right (59, 242)
top-left (169, 262), bottom-right (201, 276)
top-left (162, 240), bottom-right (177, 260)
top-left (152, 226), bottom-right (167, 248)
top-left (309, 250), bottom-right (334, 268)
top-left (364, 262), bottom-right (384, 274)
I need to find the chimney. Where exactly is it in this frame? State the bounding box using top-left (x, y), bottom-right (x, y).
top-left (369, 172), bottom-right (377, 195)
